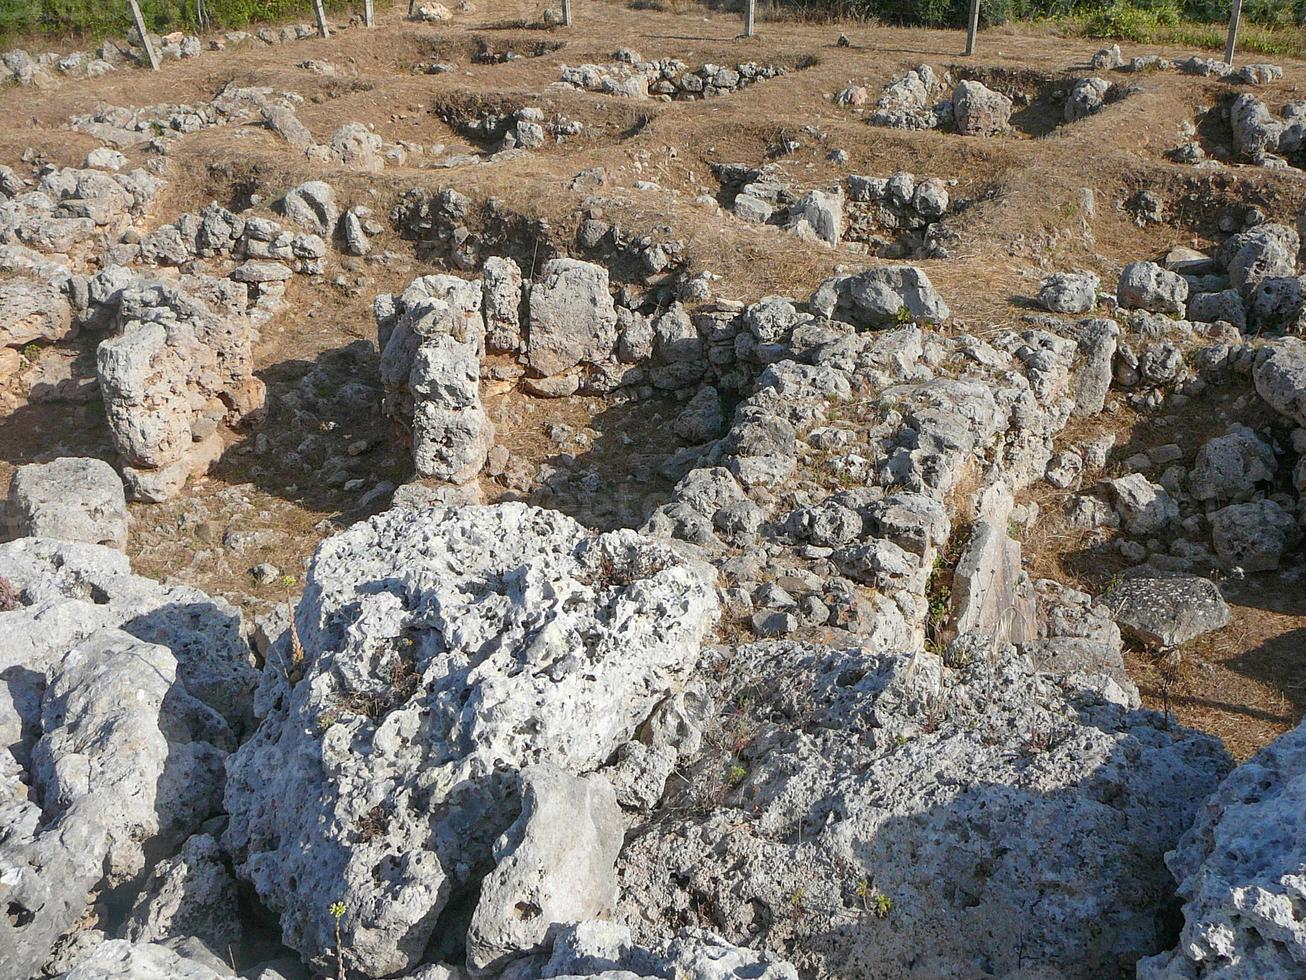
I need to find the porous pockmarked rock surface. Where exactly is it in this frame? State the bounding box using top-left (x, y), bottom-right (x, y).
top-left (224, 503), bottom-right (719, 976)
top-left (4, 456), bottom-right (129, 549)
top-left (616, 640), bottom-right (1230, 979)
top-left (1138, 720), bottom-right (1306, 979)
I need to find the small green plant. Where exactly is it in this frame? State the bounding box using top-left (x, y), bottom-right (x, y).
top-left (727, 763), bottom-right (747, 786)
top-left (329, 901), bottom-right (347, 980)
top-left (789, 886), bottom-right (806, 918)
top-left (893, 304), bottom-right (914, 325)
top-left (20, 342), bottom-right (40, 362)
top-left (856, 877), bottom-right (893, 918)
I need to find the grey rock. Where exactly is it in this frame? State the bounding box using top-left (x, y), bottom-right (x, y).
top-left (743, 295), bottom-right (804, 344)
top-left (1221, 225), bottom-right (1299, 293)
top-left (55, 939), bottom-right (230, 979)
top-left (1065, 77), bottom-right (1111, 122)
top-left (280, 180), bottom-right (337, 238)
top-left (0, 620), bottom-right (232, 979)
top-left (1039, 271), bottom-right (1099, 314)
top-left (1186, 289), bottom-right (1246, 330)
top-left (950, 515), bottom-right (1036, 646)
top-left (673, 386), bottom-right (724, 443)
top-left (811, 265), bottom-right (950, 327)
top-left (1138, 720), bottom-right (1306, 979)
top-left (617, 640), bottom-right (1230, 979)
top-left (329, 122), bottom-right (384, 173)
top-left (527, 259), bottom-right (619, 376)
top-left (1102, 576), bottom-right (1231, 648)
top-left (1248, 275), bottom-right (1306, 332)
top-left (786, 188), bottom-right (843, 245)
top-left (1071, 317), bottom-right (1118, 415)
top-left (1253, 338), bottom-right (1306, 426)
top-left (340, 210), bottom-right (370, 256)
top-left (953, 79), bottom-right (1013, 136)
top-left (0, 277), bottom-right (72, 348)
top-left (1109, 474), bottom-right (1179, 535)
top-left (1210, 499), bottom-right (1300, 572)
top-left (1230, 93), bottom-right (1283, 162)
top-left (1189, 424), bottom-right (1276, 502)
top-left (1118, 261), bottom-right (1189, 314)
top-left (263, 105), bottom-right (315, 149)
top-left (5, 457), bottom-right (128, 549)
top-left (1045, 449), bottom-right (1083, 489)
top-left (467, 766), bottom-right (623, 972)
top-left (483, 256), bottom-right (524, 354)
top-left (224, 504), bottom-right (718, 976)
top-left (124, 833), bottom-right (243, 953)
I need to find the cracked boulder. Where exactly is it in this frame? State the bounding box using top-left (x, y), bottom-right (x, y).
top-left (223, 503), bottom-right (719, 976)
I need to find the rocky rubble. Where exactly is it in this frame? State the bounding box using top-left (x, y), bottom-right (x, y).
top-left (716, 164), bottom-right (961, 257)
top-left (559, 49), bottom-right (790, 100)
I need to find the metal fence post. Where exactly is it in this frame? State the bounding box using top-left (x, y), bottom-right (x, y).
top-left (364, 0), bottom-right (375, 26)
top-left (562, 0), bottom-right (572, 26)
top-left (744, 0), bottom-right (755, 37)
top-left (965, 0), bottom-right (980, 56)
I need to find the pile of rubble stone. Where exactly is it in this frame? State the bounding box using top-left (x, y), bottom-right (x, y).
top-left (851, 63), bottom-right (1126, 136)
top-left (559, 48), bottom-right (789, 100)
top-left (716, 163), bottom-right (961, 256)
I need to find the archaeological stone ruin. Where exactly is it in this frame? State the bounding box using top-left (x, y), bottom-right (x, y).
top-left (0, 2), bottom-right (1304, 979)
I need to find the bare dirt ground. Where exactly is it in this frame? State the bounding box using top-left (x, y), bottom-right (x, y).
top-left (2, 0), bottom-right (1305, 758)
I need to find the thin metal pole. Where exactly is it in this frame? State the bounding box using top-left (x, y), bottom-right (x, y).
top-left (364, 0), bottom-right (374, 25)
top-left (312, 0), bottom-right (331, 37)
top-left (1224, 0), bottom-right (1243, 66)
top-left (408, 0), bottom-right (416, 16)
top-left (965, 0), bottom-right (980, 56)
top-left (562, 0), bottom-right (572, 26)
top-left (128, 0), bottom-right (161, 70)
top-left (744, 0), bottom-right (755, 37)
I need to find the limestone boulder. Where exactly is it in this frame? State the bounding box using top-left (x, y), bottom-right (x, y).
top-left (5, 457), bottom-right (129, 549)
top-left (527, 258), bottom-right (619, 376)
top-left (223, 504), bottom-right (719, 976)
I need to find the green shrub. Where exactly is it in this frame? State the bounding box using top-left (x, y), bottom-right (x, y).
top-left (0, 0), bottom-right (388, 47)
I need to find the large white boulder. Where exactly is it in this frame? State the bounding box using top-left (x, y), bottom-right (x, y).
top-left (224, 504), bottom-right (719, 976)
